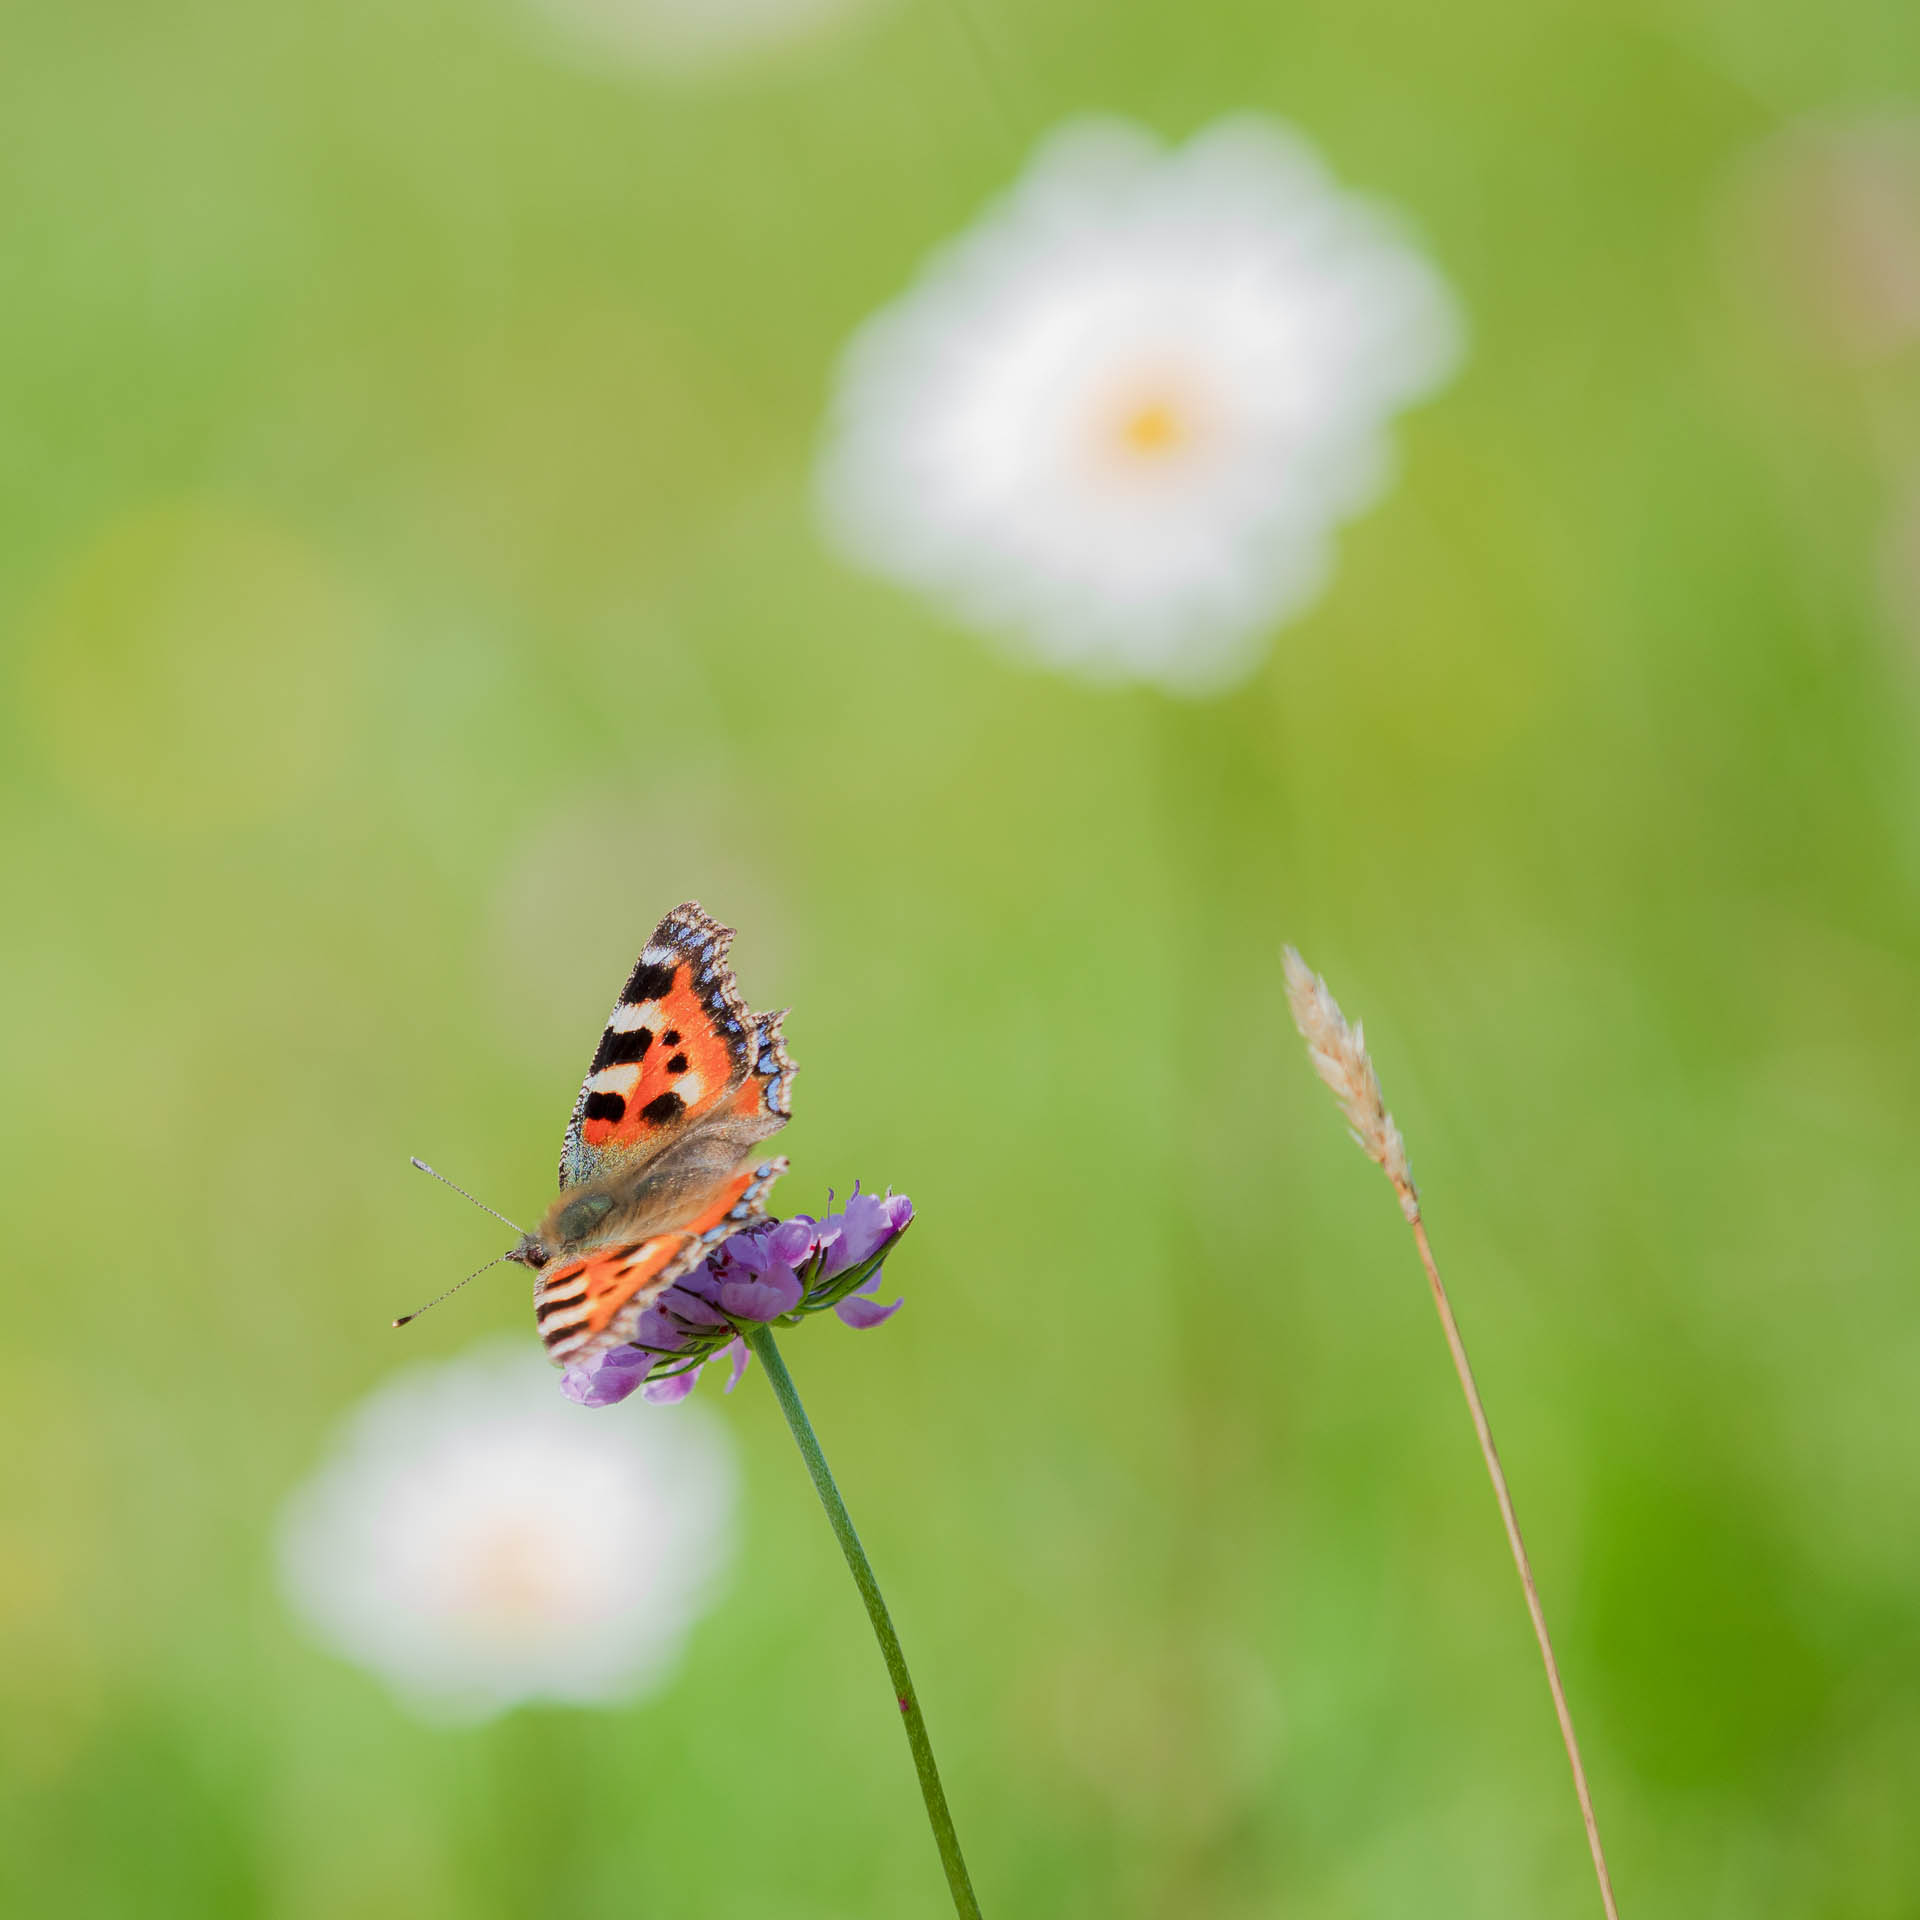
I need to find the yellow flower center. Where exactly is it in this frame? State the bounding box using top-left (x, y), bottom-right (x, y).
top-left (1116, 396), bottom-right (1188, 457)
top-left (457, 1522), bottom-right (566, 1637)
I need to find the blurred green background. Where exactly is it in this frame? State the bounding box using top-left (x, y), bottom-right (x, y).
top-left (6, 0), bottom-right (1920, 1915)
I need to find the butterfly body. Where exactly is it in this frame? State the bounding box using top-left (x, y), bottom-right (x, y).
top-left (509, 902), bottom-right (794, 1368)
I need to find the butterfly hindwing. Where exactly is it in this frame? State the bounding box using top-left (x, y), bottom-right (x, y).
top-left (535, 1233), bottom-right (696, 1362)
top-left (681, 1154), bottom-right (788, 1240)
top-left (533, 1155), bottom-right (790, 1364)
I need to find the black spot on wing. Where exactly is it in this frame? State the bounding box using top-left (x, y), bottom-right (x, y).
top-left (592, 1025), bottom-right (652, 1071)
top-left (583, 1090), bottom-right (627, 1124)
top-left (640, 1090), bottom-right (686, 1125)
top-left (666, 1052), bottom-right (689, 1074)
top-left (621, 959), bottom-right (677, 1005)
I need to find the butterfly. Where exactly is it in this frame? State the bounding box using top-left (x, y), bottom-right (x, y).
top-left (505, 902), bottom-right (795, 1369)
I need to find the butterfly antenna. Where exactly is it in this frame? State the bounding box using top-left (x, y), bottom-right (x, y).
top-left (409, 1157), bottom-right (527, 1236)
top-left (392, 1250), bottom-right (513, 1329)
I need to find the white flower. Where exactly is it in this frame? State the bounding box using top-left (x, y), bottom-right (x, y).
top-left (277, 1341), bottom-right (736, 1721)
top-left (816, 116), bottom-right (1463, 694)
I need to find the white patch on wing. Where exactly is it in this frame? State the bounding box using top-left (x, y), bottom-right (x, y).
top-left (673, 1070), bottom-right (706, 1106)
top-left (589, 1063), bottom-right (642, 1097)
top-left (609, 1002), bottom-right (657, 1033)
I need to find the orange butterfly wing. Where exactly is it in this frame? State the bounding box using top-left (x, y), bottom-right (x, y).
top-left (535, 1235), bottom-right (692, 1361)
top-left (559, 902), bottom-right (792, 1188)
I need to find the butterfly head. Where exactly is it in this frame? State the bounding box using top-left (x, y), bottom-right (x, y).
top-left (505, 1232), bottom-right (551, 1271)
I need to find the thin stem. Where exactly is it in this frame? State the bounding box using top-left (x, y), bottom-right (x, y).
top-left (1397, 1192), bottom-right (1621, 1920)
top-left (743, 1324), bottom-right (984, 1920)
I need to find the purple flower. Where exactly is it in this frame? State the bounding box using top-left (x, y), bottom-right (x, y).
top-left (558, 1183), bottom-right (915, 1408)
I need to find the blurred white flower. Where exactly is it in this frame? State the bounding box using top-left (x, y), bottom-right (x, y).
top-left (277, 1341), bottom-right (735, 1721)
top-left (816, 115), bottom-right (1463, 694)
top-left (526, 0), bottom-right (874, 74)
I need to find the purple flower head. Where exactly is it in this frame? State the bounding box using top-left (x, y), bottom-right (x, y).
top-left (560, 1184), bottom-right (914, 1408)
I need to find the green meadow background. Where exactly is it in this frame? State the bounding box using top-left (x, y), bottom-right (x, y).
top-left (6, 0), bottom-right (1920, 1914)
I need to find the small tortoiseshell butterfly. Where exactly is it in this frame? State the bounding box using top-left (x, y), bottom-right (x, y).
top-left (504, 902), bottom-right (794, 1368)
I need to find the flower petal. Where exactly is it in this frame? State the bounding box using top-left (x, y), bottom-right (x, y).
top-left (835, 1293), bottom-right (903, 1329)
top-left (712, 1236), bottom-right (770, 1280)
top-left (722, 1338), bottom-right (752, 1393)
top-left (658, 1283), bottom-right (729, 1329)
top-left (765, 1217), bottom-right (819, 1268)
top-left (559, 1347), bottom-right (654, 1408)
top-left (716, 1269), bottom-right (804, 1323)
top-left (673, 1262), bottom-right (727, 1302)
top-left (642, 1366), bottom-right (702, 1405)
top-left (632, 1306), bottom-right (691, 1352)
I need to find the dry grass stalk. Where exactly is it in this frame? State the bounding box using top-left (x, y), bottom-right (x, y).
top-left (1282, 946), bottom-right (1622, 1920)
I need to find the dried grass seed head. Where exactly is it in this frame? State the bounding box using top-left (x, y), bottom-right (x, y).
top-left (1282, 946), bottom-right (1417, 1215)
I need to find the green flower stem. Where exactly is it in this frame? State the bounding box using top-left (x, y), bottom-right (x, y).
top-left (743, 1324), bottom-right (984, 1920)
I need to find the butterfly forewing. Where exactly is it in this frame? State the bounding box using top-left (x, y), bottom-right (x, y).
top-left (559, 902), bottom-right (759, 1189)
